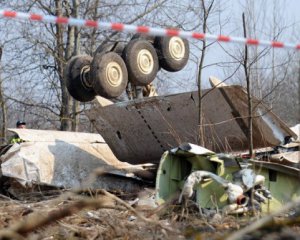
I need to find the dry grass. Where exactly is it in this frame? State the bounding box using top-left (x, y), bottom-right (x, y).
top-left (0, 190), bottom-right (300, 240)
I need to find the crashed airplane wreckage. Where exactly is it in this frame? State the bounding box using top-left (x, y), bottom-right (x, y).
top-left (85, 84), bottom-right (296, 164)
top-left (0, 87), bottom-right (298, 214)
top-left (82, 77), bottom-right (298, 214)
top-left (155, 142), bottom-right (300, 215)
top-left (0, 129), bottom-right (155, 197)
top-left (0, 32), bottom-right (298, 215)
top-left (64, 35), bottom-right (295, 164)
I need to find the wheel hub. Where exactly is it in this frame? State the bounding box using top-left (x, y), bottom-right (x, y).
top-left (106, 62), bottom-right (123, 87)
top-left (80, 65), bottom-right (92, 89)
top-left (169, 37), bottom-right (185, 60)
top-left (137, 49), bottom-right (154, 74)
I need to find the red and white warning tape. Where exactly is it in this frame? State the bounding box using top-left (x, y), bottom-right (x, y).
top-left (1, 9), bottom-right (299, 50)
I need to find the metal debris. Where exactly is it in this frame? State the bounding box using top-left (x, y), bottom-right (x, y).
top-left (0, 129), bottom-right (155, 195)
top-left (86, 85), bottom-right (296, 164)
top-left (156, 142), bottom-right (298, 214)
top-left (179, 169), bottom-right (271, 214)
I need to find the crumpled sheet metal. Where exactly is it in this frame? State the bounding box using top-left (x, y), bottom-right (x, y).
top-left (252, 153), bottom-right (300, 177)
top-left (86, 85), bottom-right (296, 164)
top-left (253, 140), bottom-right (300, 177)
top-left (270, 151), bottom-right (300, 165)
top-left (170, 143), bottom-right (215, 156)
top-left (8, 128), bottom-right (107, 143)
top-left (0, 129), bottom-right (151, 191)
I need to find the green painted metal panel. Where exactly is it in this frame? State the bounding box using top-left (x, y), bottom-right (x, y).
top-left (156, 145), bottom-right (300, 213)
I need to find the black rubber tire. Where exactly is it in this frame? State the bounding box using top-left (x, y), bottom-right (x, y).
top-left (122, 39), bottom-right (159, 86)
top-left (65, 55), bottom-right (96, 102)
top-left (131, 33), bottom-right (155, 44)
top-left (91, 52), bottom-right (128, 99)
top-left (94, 42), bottom-right (125, 56)
top-left (154, 36), bottom-right (189, 72)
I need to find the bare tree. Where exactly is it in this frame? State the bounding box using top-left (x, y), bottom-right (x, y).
top-left (0, 46), bottom-right (7, 143)
top-left (0, 0), bottom-right (172, 131)
top-left (197, 0), bottom-right (214, 146)
top-left (242, 12), bottom-right (253, 157)
top-left (1, 0), bottom-right (297, 138)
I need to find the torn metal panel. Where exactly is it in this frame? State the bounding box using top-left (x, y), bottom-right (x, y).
top-left (251, 159), bottom-right (300, 178)
top-left (209, 76), bottom-right (228, 87)
top-left (0, 129), bottom-right (154, 192)
top-left (155, 143), bottom-right (240, 208)
top-left (170, 143), bottom-right (215, 156)
top-left (270, 151), bottom-right (300, 166)
top-left (252, 141), bottom-right (300, 177)
top-left (8, 128), bottom-right (107, 143)
top-left (85, 86), bottom-right (296, 164)
top-left (291, 123), bottom-right (300, 140)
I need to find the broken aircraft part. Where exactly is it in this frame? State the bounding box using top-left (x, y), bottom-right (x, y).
top-left (66, 36), bottom-right (190, 100)
top-left (0, 129), bottom-right (155, 193)
top-left (291, 123), bottom-right (300, 140)
top-left (178, 170), bottom-right (248, 206)
top-left (209, 76), bottom-right (228, 88)
top-left (178, 169), bottom-right (271, 214)
top-left (85, 85), bottom-right (296, 164)
top-left (155, 143), bottom-right (299, 213)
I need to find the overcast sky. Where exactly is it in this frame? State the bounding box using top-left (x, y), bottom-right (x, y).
top-left (196, 0), bottom-right (300, 89)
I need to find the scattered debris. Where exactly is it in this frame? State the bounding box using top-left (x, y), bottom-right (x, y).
top-left (178, 169), bottom-right (272, 215)
top-left (156, 142), bottom-right (299, 214)
top-left (0, 136), bottom-right (299, 239)
top-left (0, 73), bottom-right (298, 238)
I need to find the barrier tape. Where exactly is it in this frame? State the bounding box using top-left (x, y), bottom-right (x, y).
top-left (0, 9), bottom-right (299, 50)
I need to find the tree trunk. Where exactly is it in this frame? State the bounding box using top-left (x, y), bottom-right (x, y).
top-left (88, 0), bottom-right (100, 55)
top-left (197, 0), bottom-right (214, 146)
top-left (242, 13), bottom-right (254, 157)
top-left (71, 0), bottom-right (80, 132)
top-left (56, 0), bottom-right (71, 131)
top-left (197, 40), bottom-right (206, 146)
top-left (0, 47), bottom-right (7, 143)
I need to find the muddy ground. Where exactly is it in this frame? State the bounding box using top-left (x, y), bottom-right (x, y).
top-left (1, 188), bottom-right (300, 240)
